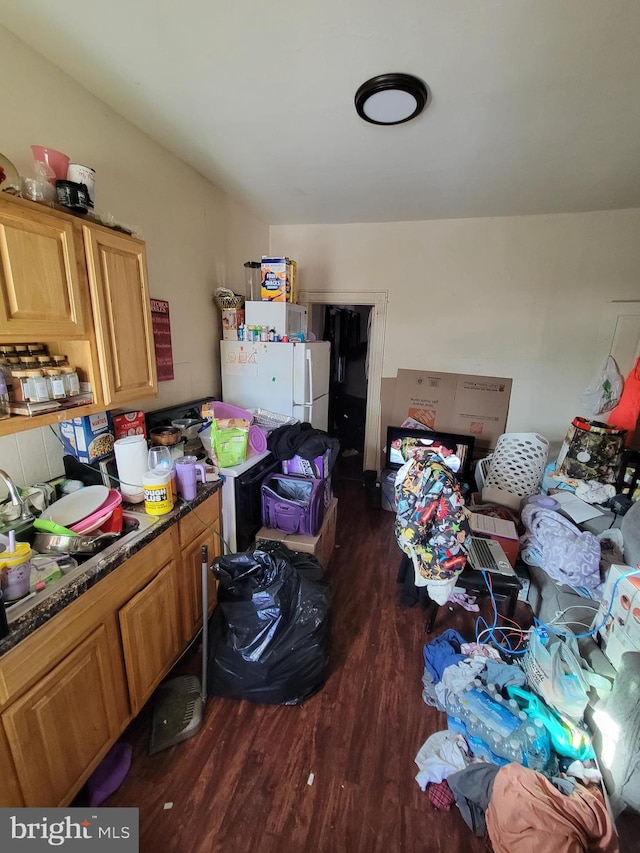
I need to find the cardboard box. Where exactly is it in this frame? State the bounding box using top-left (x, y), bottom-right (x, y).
top-left (469, 512), bottom-right (520, 566)
top-left (261, 257), bottom-right (289, 302)
top-left (222, 307), bottom-right (245, 341)
top-left (112, 410), bottom-right (147, 441)
top-left (386, 369), bottom-right (512, 451)
top-left (256, 497), bottom-right (338, 569)
top-left (593, 563), bottom-right (640, 668)
top-left (60, 412), bottom-right (115, 464)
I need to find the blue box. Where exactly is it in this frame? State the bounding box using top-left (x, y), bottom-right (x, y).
top-left (60, 412), bottom-right (115, 464)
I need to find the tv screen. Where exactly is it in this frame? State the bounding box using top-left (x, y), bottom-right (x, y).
top-left (385, 426), bottom-right (475, 483)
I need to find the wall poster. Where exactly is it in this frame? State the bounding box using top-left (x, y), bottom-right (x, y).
top-left (150, 298), bottom-right (175, 381)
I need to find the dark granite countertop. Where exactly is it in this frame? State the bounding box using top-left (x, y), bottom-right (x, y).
top-left (0, 480), bottom-right (222, 658)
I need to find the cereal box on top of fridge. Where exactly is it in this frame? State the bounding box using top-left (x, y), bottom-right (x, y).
top-left (261, 257), bottom-right (288, 302)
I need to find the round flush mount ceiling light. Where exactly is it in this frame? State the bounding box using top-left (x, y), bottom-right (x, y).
top-left (355, 73), bottom-right (429, 125)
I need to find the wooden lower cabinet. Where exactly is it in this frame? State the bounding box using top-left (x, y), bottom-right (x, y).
top-left (119, 557), bottom-right (181, 715)
top-left (0, 719), bottom-right (23, 807)
top-left (0, 489), bottom-right (222, 806)
top-left (2, 620), bottom-right (128, 806)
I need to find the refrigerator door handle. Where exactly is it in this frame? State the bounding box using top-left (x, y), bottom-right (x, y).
top-left (293, 349), bottom-right (314, 422)
top-left (305, 349), bottom-right (314, 406)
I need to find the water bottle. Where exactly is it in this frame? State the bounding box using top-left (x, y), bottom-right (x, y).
top-left (507, 699), bottom-right (520, 716)
top-left (505, 737), bottom-right (524, 764)
top-left (445, 692), bottom-right (466, 735)
top-left (463, 714), bottom-right (491, 762)
top-left (525, 719), bottom-right (551, 773)
top-left (488, 732), bottom-right (509, 766)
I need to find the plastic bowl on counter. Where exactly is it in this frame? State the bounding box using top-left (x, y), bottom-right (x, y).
top-left (210, 402), bottom-right (253, 422)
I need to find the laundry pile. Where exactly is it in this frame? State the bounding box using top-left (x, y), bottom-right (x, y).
top-left (415, 629), bottom-right (618, 850)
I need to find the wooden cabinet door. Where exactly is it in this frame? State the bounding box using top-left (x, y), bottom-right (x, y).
top-left (119, 557), bottom-right (181, 714)
top-left (178, 492), bottom-right (221, 640)
top-left (180, 527), bottom-right (220, 641)
top-left (0, 721), bottom-right (23, 807)
top-left (2, 623), bottom-right (128, 807)
top-left (0, 203), bottom-right (86, 337)
top-left (83, 225), bottom-right (157, 406)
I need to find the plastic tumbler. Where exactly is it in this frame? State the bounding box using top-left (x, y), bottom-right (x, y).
top-left (174, 456), bottom-right (206, 501)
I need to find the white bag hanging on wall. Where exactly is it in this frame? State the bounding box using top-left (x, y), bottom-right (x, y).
top-left (581, 355), bottom-right (624, 416)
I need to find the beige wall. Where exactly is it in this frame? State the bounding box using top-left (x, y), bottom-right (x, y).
top-left (0, 26), bottom-right (268, 493)
top-left (271, 210), bottom-right (640, 446)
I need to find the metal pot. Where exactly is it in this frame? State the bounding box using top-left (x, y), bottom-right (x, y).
top-left (149, 426), bottom-right (183, 447)
top-left (33, 531), bottom-right (120, 556)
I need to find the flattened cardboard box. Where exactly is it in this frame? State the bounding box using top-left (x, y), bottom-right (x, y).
top-left (388, 369), bottom-right (511, 451)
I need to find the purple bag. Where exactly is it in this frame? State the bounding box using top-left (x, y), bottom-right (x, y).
top-left (261, 474), bottom-right (326, 536)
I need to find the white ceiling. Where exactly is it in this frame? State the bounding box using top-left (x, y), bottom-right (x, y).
top-left (3, 1), bottom-right (640, 225)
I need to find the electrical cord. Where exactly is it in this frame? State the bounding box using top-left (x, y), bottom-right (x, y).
top-left (532, 566), bottom-right (640, 641)
top-left (475, 570), bottom-right (530, 657)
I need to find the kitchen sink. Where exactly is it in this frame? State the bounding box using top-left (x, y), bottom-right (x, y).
top-left (0, 515), bottom-right (37, 545)
top-left (4, 511), bottom-right (160, 626)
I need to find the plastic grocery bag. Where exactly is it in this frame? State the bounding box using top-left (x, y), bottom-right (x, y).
top-left (207, 543), bottom-right (330, 705)
top-left (524, 632), bottom-right (609, 721)
top-left (581, 356), bottom-right (623, 416)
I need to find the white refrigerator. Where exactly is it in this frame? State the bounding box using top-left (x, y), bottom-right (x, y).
top-left (220, 341), bottom-right (331, 430)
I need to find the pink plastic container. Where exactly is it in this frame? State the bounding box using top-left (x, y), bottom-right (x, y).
top-left (30, 145), bottom-right (70, 181)
top-left (249, 424), bottom-right (267, 453)
top-left (212, 402), bottom-right (252, 422)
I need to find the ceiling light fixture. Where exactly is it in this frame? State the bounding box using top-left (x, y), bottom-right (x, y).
top-left (354, 73), bottom-right (428, 125)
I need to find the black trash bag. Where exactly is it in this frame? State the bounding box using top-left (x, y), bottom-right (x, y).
top-left (207, 543), bottom-right (330, 705)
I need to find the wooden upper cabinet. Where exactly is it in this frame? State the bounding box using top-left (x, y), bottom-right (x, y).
top-left (0, 203), bottom-right (86, 337)
top-left (83, 225), bottom-right (158, 406)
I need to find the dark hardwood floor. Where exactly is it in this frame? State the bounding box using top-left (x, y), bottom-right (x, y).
top-left (104, 459), bottom-right (639, 852)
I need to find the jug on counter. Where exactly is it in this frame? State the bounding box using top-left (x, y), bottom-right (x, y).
top-left (0, 541), bottom-right (33, 601)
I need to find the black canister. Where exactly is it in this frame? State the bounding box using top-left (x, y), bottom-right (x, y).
top-left (55, 180), bottom-right (89, 213)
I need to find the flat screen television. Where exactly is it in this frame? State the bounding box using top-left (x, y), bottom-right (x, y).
top-left (385, 426), bottom-right (475, 484)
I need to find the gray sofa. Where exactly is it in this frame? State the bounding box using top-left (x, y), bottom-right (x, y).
top-left (526, 499), bottom-right (640, 814)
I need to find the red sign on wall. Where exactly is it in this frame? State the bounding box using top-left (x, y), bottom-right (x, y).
top-left (150, 298), bottom-right (175, 382)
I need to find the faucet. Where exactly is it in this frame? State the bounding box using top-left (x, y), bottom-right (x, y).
top-left (0, 469), bottom-right (34, 523)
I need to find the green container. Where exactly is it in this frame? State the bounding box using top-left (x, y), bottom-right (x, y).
top-left (214, 427), bottom-right (248, 468)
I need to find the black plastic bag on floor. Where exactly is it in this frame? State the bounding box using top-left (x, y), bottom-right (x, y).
top-left (207, 543), bottom-right (330, 705)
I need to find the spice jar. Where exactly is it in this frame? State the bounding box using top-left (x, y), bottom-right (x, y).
top-left (0, 346), bottom-right (15, 357)
top-left (21, 356), bottom-right (37, 369)
top-left (36, 355), bottom-right (53, 368)
top-left (0, 359), bottom-right (13, 393)
top-left (60, 365), bottom-right (80, 397)
top-left (27, 343), bottom-right (47, 355)
top-left (10, 370), bottom-right (30, 402)
top-left (44, 368), bottom-right (66, 400)
top-left (13, 344), bottom-right (29, 358)
top-left (51, 355), bottom-right (69, 367)
top-left (25, 369), bottom-right (49, 403)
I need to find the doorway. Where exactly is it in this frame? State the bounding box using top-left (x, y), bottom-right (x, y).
top-left (300, 290), bottom-right (387, 473)
top-left (320, 304), bottom-right (371, 461)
